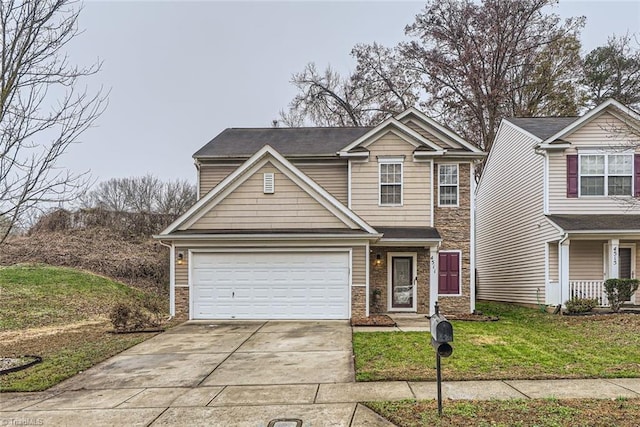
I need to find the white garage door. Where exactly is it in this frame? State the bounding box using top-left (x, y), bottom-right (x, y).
top-left (191, 251), bottom-right (350, 319)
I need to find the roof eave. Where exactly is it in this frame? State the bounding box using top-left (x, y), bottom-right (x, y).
top-left (373, 237), bottom-right (442, 247)
top-left (154, 232), bottom-right (383, 241)
top-left (536, 143), bottom-right (572, 150)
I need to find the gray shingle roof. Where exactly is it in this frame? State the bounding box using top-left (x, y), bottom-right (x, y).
top-left (193, 127), bottom-right (373, 158)
top-left (506, 117), bottom-right (578, 140)
top-left (546, 215), bottom-right (640, 232)
top-left (377, 226), bottom-right (441, 240)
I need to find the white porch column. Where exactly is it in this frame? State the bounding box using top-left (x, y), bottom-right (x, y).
top-left (608, 238), bottom-right (620, 279)
top-left (429, 245), bottom-right (439, 316)
top-left (560, 239), bottom-right (570, 307)
top-left (169, 243), bottom-right (176, 317)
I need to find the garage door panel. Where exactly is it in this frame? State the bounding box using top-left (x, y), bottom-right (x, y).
top-left (191, 251), bottom-right (350, 319)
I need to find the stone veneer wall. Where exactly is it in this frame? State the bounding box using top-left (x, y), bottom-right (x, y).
top-left (175, 286), bottom-right (189, 320)
top-left (369, 247), bottom-right (431, 314)
top-left (351, 286), bottom-right (367, 318)
top-left (434, 162), bottom-right (472, 314)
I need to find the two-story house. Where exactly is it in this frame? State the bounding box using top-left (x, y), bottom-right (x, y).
top-left (476, 99), bottom-right (640, 308)
top-left (155, 108), bottom-right (485, 320)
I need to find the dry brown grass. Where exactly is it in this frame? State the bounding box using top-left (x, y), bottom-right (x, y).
top-left (0, 227), bottom-right (168, 295)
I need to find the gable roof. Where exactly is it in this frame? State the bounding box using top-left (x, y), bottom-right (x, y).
top-left (159, 144), bottom-right (379, 237)
top-left (505, 117), bottom-right (578, 141)
top-left (194, 127), bottom-right (371, 159)
top-left (338, 117), bottom-right (446, 154)
top-left (536, 99), bottom-right (640, 149)
top-left (395, 107), bottom-right (485, 154)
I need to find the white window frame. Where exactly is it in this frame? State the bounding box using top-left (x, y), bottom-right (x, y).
top-left (578, 151), bottom-right (634, 197)
top-left (438, 163), bottom-right (459, 207)
top-left (378, 158), bottom-right (404, 206)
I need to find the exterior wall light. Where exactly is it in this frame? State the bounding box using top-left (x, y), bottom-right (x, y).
top-left (375, 253), bottom-right (382, 266)
top-left (177, 251), bottom-right (184, 265)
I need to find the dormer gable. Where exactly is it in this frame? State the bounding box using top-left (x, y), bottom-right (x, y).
top-left (338, 117), bottom-right (445, 159)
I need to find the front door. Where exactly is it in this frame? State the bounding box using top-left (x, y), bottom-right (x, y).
top-left (391, 256), bottom-right (414, 309)
top-left (619, 247), bottom-right (633, 279)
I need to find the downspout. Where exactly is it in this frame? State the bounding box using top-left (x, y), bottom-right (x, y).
top-left (158, 240), bottom-right (175, 320)
top-left (558, 232), bottom-right (569, 312)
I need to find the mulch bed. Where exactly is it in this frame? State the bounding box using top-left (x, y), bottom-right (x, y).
top-left (351, 314), bottom-right (397, 327)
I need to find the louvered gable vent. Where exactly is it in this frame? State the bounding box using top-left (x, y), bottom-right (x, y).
top-left (263, 172), bottom-right (275, 194)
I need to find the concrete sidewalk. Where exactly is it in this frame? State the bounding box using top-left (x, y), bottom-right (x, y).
top-left (3, 378), bottom-right (640, 426)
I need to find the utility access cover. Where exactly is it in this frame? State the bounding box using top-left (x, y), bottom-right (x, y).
top-left (267, 419), bottom-right (303, 427)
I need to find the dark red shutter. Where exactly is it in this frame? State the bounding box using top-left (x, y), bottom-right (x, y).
top-left (438, 252), bottom-right (460, 295)
top-left (566, 155), bottom-right (578, 198)
top-left (635, 154), bottom-right (640, 197)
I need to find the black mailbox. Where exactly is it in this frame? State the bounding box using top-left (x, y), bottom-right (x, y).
top-left (431, 313), bottom-right (453, 358)
top-left (431, 314), bottom-right (453, 343)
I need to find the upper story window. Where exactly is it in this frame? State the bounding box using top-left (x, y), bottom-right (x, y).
top-left (579, 153), bottom-right (633, 196)
top-left (438, 164), bottom-right (459, 206)
top-left (379, 159), bottom-right (403, 206)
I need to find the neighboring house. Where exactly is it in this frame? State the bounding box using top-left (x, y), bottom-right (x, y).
top-left (155, 108), bottom-right (485, 320)
top-left (476, 99), bottom-right (640, 308)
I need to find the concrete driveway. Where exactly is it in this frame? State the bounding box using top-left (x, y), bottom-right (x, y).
top-left (1, 321), bottom-right (394, 427)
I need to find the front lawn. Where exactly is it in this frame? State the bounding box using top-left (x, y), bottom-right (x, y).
top-left (353, 302), bottom-right (640, 381)
top-left (0, 264), bottom-right (169, 391)
top-left (366, 397), bottom-right (640, 427)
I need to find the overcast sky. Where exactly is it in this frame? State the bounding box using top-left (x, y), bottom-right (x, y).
top-left (64, 0), bottom-right (640, 185)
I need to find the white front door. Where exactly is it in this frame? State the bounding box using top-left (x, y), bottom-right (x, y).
top-left (604, 243), bottom-right (636, 280)
top-left (387, 252), bottom-right (417, 312)
top-left (191, 251), bottom-right (350, 319)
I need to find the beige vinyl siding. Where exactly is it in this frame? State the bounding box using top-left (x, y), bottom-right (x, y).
top-left (188, 163), bottom-right (349, 230)
top-left (569, 240), bottom-right (605, 280)
top-left (548, 242), bottom-right (558, 282)
top-left (352, 246), bottom-right (366, 286)
top-left (564, 112), bottom-right (640, 147)
top-left (548, 151), bottom-right (640, 214)
top-left (476, 122), bottom-right (560, 305)
top-left (350, 131), bottom-right (431, 227)
top-left (175, 247), bottom-right (188, 286)
top-left (548, 112), bottom-right (640, 214)
top-left (402, 119), bottom-right (461, 150)
top-left (294, 162), bottom-right (348, 205)
top-left (199, 163), bottom-right (241, 197)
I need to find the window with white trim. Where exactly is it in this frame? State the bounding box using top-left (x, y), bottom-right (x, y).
top-left (438, 164), bottom-right (458, 206)
top-left (580, 153), bottom-right (633, 196)
top-left (379, 161), bottom-right (403, 205)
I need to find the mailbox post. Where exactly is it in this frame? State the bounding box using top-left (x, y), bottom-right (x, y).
top-left (430, 301), bottom-right (453, 416)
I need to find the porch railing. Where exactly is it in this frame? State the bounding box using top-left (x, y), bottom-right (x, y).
top-left (569, 280), bottom-right (609, 307)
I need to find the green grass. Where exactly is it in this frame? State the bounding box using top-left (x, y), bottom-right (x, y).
top-left (365, 398), bottom-right (640, 427)
top-left (353, 302), bottom-right (640, 381)
top-left (0, 264), bottom-right (167, 391)
top-left (0, 264), bottom-right (159, 330)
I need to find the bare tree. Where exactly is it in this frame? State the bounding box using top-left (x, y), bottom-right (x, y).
top-left (281, 0), bottom-right (584, 158)
top-left (402, 0), bottom-right (584, 153)
top-left (156, 179), bottom-right (196, 215)
top-left (280, 63), bottom-right (371, 127)
top-left (0, 0), bottom-right (107, 243)
top-left (123, 174), bottom-right (162, 213)
top-left (83, 174), bottom-right (196, 215)
top-left (280, 47), bottom-right (421, 128)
